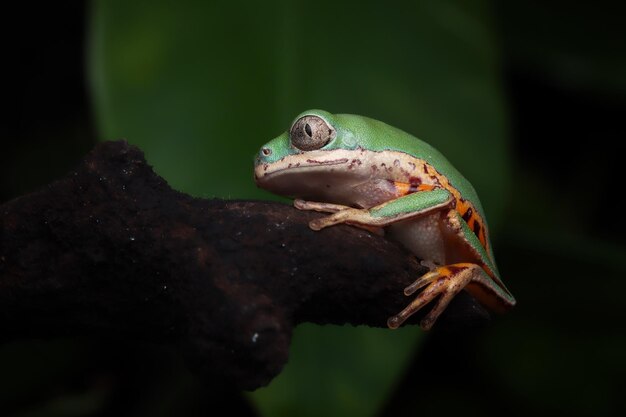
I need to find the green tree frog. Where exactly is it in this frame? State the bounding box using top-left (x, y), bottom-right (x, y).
top-left (254, 110), bottom-right (515, 330)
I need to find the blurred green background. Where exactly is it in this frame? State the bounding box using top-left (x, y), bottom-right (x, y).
top-left (2, 1), bottom-right (625, 416)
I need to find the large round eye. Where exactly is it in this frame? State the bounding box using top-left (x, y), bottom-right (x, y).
top-left (289, 115), bottom-right (335, 151)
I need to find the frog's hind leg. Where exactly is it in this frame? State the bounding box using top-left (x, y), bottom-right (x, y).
top-left (387, 263), bottom-right (496, 330)
top-left (298, 189), bottom-right (453, 231)
top-left (387, 207), bottom-right (517, 330)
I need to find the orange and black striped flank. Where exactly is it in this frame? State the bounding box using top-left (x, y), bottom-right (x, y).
top-left (391, 175), bottom-right (489, 252)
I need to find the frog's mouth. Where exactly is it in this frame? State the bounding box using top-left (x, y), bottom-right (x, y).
top-left (255, 154), bottom-right (349, 179)
top-left (254, 150), bottom-right (369, 201)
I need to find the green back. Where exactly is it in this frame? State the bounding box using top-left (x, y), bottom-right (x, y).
top-left (290, 110), bottom-right (489, 221)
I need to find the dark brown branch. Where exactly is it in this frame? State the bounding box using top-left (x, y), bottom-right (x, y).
top-left (0, 141), bottom-right (489, 390)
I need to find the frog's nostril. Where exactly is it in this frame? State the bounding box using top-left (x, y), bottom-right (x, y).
top-left (261, 147), bottom-right (272, 157)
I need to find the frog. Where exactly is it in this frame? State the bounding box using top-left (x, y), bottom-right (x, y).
top-left (254, 109), bottom-right (515, 330)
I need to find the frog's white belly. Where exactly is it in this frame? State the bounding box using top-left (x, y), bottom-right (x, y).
top-left (387, 214), bottom-right (446, 266)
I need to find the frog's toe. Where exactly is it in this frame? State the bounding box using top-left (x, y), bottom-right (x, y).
top-left (419, 290), bottom-right (458, 330)
top-left (294, 199), bottom-right (351, 213)
top-left (387, 273), bottom-right (450, 329)
top-left (308, 208), bottom-right (360, 230)
top-left (308, 215), bottom-right (339, 230)
top-left (404, 270), bottom-right (440, 296)
top-left (308, 218), bottom-right (326, 231)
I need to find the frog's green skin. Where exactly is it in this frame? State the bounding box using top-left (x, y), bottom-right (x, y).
top-left (254, 109), bottom-right (515, 329)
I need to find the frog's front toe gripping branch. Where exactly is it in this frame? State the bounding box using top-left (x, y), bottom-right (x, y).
top-left (294, 199), bottom-right (375, 230)
top-left (293, 199), bottom-right (385, 235)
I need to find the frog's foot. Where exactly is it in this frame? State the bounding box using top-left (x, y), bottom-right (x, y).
top-left (294, 199), bottom-right (384, 235)
top-left (387, 263), bottom-right (490, 330)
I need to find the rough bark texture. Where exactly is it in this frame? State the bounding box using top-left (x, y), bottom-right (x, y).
top-left (0, 141), bottom-right (489, 390)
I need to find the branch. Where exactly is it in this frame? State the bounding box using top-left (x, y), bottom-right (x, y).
top-left (0, 141), bottom-right (489, 390)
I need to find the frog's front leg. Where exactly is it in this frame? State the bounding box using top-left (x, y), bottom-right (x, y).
top-left (301, 189), bottom-right (453, 231)
top-left (294, 199), bottom-right (384, 235)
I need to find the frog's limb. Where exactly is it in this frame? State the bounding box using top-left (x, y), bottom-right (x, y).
top-left (387, 263), bottom-right (496, 330)
top-left (294, 199), bottom-right (385, 235)
top-left (305, 189), bottom-right (453, 231)
top-left (442, 210), bottom-right (516, 307)
top-left (387, 209), bottom-right (517, 330)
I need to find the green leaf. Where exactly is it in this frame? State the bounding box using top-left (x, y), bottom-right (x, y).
top-left (249, 324), bottom-right (421, 417)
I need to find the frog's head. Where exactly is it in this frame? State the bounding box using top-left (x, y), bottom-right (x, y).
top-left (254, 109), bottom-right (399, 203)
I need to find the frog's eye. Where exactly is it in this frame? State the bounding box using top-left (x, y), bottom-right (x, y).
top-left (290, 115), bottom-right (335, 151)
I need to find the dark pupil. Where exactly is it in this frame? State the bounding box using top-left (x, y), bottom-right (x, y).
top-left (304, 123), bottom-right (312, 137)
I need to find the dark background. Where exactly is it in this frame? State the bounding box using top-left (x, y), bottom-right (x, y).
top-left (2, 1), bottom-right (625, 416)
